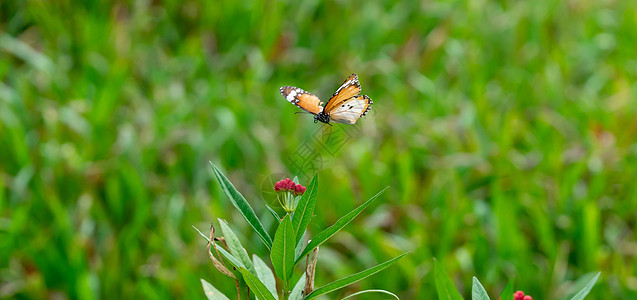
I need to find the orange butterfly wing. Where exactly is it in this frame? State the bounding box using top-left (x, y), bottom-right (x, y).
top-left (328, 95), bottom-right (373, 124)
top-left (280, 86), bottom-right (323, 114)
top-left (323, 74), bottom-right (362, 113)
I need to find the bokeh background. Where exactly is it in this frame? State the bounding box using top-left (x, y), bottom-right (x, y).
top-left (1, 0), bottom-right (637, 299)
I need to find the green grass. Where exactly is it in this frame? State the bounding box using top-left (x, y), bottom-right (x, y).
top-left (1, 0), bottom-right (636, 298)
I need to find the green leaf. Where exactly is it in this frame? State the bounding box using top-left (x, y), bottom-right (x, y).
top-left (253, 255), bottom-right (279, 300)
top-left (433, 258), bottom-right (463, 300)
top-left (472, 277), bottom-right (490, 300)
top-left (303, 252), bottom-right (407, 300)
top-left (294, 230), bottom-right (307, 261)
top-left (218, 219), bottom-right (254, 273)
top-left (289, 274), bottom-right (307, 300)
top-left (192, 225), bottom-right (244, 269)
top-left (340, 289), bottom-right (400, 300)
top-left (193, 225), bottom-right (210, 241)
top-left (569, 272), bottom-right (601, 300)
top-left (239, 268), bottom-right (277, 300)
top-left (266, 204), bottom-right (282, 225)
top-left (210, 162), bottom-right (273, 249)
top-left (499, 278), bottom-right (514, 300)
top-left (217, 242), bottom-right (245, 269)
top-left (292, 173), bottom-right (318, 243)
top-left (296, 187), bottom-right (389, 264)
top-left (271, 214), bottom-right (295, 281)
top-left (200, 278), bottom-right (231, 300)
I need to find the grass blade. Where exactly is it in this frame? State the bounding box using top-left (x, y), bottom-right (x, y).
top-left (239, 268), bottom-right (277, 300)
top-left (210, 162), bottom-right (273, 249)
top-left (271, 214), bottom-right (295, 281)
top-left (569, 272), bottom-right (601, 300)
top-left (303, 252), bottom-right (407, 300)
top-left (292, 173), bottom-right (318, 244)
top-left (218, 219), bottom-right (255, 273)
top-left (296, 187), bottom-right (389, 264)
top-left (472, 277), bottom-right (490, 300)
top-left (433, 258), bottom-right (463, 300)
top-left (340, 289), bottom-right (399, 300)
top-left (253, 255), bottom-right (279, 299)
top-left (499, 278), bottom-right (514, 300)
top-left (200, 278), bottom-right (231, 300)
top-left (289, 273), bottom-right (307, 300)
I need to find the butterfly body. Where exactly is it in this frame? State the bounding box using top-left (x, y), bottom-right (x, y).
top-left (280, 73), bottom-right (372, 125)
top-left (313, 112), bottom-right (331, 124)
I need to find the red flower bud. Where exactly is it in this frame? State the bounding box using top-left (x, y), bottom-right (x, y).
top-left (522, 296), bottom-right (532, 300)
top-left (295, 184), bottom-right (304, 195)
top-left (514, 291), bottom-right (525, 300)
top-left (274, 180), bottom-right (287, 192)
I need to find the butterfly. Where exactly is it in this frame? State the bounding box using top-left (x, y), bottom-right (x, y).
top-left (280, 73), bottom-right (372, 125)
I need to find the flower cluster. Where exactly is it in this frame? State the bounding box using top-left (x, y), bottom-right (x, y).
top-left (499, 290), bottom-right (532, 300)
top-left (513, 290), bottom-right (532, 300)
top-left (274, 178), bottom-right (306, 196)
top-left (274, 178), bottom-right (306, 213)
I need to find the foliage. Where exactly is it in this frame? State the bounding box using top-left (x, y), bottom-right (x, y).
top-left (1, 0), bottom-right (635, 298)
top-left (434, 263), bottom-right (600, 300)
top-left (199, 165), bottom-right (404, 299)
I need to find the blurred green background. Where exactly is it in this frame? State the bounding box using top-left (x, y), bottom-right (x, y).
top-left (1, 0), bottom-right (637, 299)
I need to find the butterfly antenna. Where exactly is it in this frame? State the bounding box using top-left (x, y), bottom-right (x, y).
top-left (294, 111), bottom-right (311, 115)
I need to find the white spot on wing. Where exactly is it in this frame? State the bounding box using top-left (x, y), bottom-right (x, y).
top-left (286, 90), bottom-right (297, 101)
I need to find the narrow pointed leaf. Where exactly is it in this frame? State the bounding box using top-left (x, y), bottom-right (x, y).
top-left (289, 274), bottom-right (307, 300)
top-left (193, 225), bottom-right (245, 269)
top-left (303, 253), bottom-right (407, 300)
top-left (217, 242), bottom-right (245, 269)
top-left (218, 219), bottom-right (254, 273)
top-left (210, 162), bottom-right (273, 249)
top-left (570, 272), bottom-right (601, 300)
top-left (433, 258), bottom-right (463, 300)
top-left (266, 204), bottom-right (282, 225)
top-left (472, 277), bottom-right (490, 300)
top-left (193, 225), bottom-right (210, 241)
top-left (499, 278), bottom-right (514, 300)
top-left (340, 289), bottom-right (399, 300)
top-left (295, 230), bottom-right (307, 261)
top-left (193, 226), bottom-right (244, 269)
top-left (271, 214), bottom-right (295, 281)
top-left (239, 268), bottom-right (277, 300)
top-left (253, 255), bottom-right (279, 299)
top-left (296, 187), bottom-right (389, 264)
top-left (200, 278), bottom-right (231, 300)
top-left (292, 174), bottom-right (318, 243)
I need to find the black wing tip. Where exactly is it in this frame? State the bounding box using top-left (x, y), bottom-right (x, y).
top-left (361, 95), bottom-right (372, 117)
top-left (280, 86), bottom-right (306, 96)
